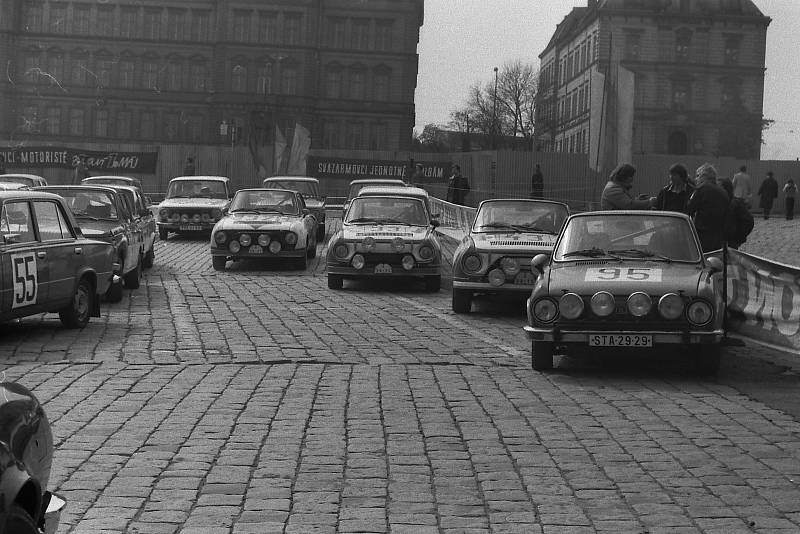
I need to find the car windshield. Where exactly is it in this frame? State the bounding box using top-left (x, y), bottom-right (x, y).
top-left (264, 180), bottom-right (319, 198)
top-left (166, 180), bottom-right (227, 199)
top-left (0, 175), bottom-right (35, 187)
top-left (472, 201), bottom-right (568, 234)
top-left (230, 190), bottom-right (299, 215)
top-left (347, 181), bottom-right (405, 200)
top-left (554, 214), bottom-right (701, 262)
top-left (345, 197), bottom-right (428, 226)
top-left (49, 189), bottom-right (119, 220)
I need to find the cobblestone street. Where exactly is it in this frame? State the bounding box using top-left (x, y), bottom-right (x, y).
top-left (1, 218), bottom-right (800, 534)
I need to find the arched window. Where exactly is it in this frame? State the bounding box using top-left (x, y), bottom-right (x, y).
top-left (256, 60), bottom-right (273, 94)
top-left (281, 64), bottom-right (298, 95)
top-left (46, 48), bottom-right (64, 83)
top-left (119, 52), bottom-right (136, 89)
top-left (349, 66), bottom-right (365, 100)
top-left (142, 54), bottom-right (160, 90)
top-left (190, 57), bottom-right (208, 92)
top-left (95, 50), bottom-right (114, 87)
top-left (69, 49), bottom-right (88, 86)
top-left (373, 66), bottom-right (391, 101)
top-left (231, 59), bottom-right (247, 92)
top-left (325, 64), bottom-right (342, 99)
top-left (165, 56), bottom-right (183, 91)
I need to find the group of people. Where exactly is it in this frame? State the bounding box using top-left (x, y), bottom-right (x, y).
top-left (729, 165), bottom-right (796, 221)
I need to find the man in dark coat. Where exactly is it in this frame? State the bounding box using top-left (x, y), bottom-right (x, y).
top-left (530, 164), bottom-right (544, 199)
top-left (654, 163), bottom-right (693, 214)
top-left (446, 165), bottom-right (470, 205)
top-left (686, 163), bottom-right (729, 253)
top-left (758, 171), bottom-right (779, 220)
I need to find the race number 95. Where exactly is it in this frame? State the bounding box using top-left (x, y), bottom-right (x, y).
top-left (11, 252), bottom-right (38, 308)
top-left (585, 267), bottom-right (662, 283)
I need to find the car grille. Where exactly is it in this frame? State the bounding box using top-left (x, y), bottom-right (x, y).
top-left (356, 231), bottom-right (414, 237)
top-left (489, 240), bottom-right (551, 247)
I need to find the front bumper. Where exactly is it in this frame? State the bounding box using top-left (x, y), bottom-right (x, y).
top-left (43, 492), bottom-right (66, 534)
top-left (328, 264), bottom-right (441, 277)
top-left (211, 248), bottom-right (304, 259)
top-left (523, 326), bottom-right (725, 345)
top-left (453, 280), bottom-right (536, 294)
top-left (158, 222), bottom-right (216, 232)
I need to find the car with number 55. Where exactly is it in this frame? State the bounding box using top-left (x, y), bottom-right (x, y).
top-left (0, 191), bottom-right (115, 328)
top-left (524, 211), bottom-right (725, 374)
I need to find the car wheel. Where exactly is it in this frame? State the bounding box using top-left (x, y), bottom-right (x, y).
top-left (316, 224), bottom-right (326, 242)
top-left (159, 227), bottom-right (168, 241)
top-left (212, 256), bottom-right (227, 271)
top-left (142, 245), bottom-right (155, 269)
top-left (328, 274), bottom-right (343, 290)
top-left (2, 503), bottom-right (39, 534)
top-left (695, 345), bottom-right (721, 376)
top-left (424, 275), bottom-right (441, 293)
top-left (452, 289), bottom-right (472, 313)
top-left (105, 278), bottom-right (123, 303)
top-left (124, 255), bottom-right (142, 289)
top-left (307, 236), bottom-right (317, 259)
top-left (59, 277), bottom-right (93, 329)
top-left (532, 340), bottom-right (554, 371)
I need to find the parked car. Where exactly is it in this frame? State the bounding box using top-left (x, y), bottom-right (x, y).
top-left (0, 174), bottom-right (47, 187)
top-left (327, 195), bottom-right (442, 291)
top-left (451, 199), bottom-right (569, 313)
top-left (0, 380), bottom-right (66, 534)
top-left (263, 176), bottom-right (327, 241)
top-left (342, 178), bottom-right (407, 214)
top-left (81, 175), bottom-right (143, 192)
top-left (110, 185), bottom-right (156, 270)
top-left (210, 188), bottom-right (318, 271)
top-left (524, 210), bottom-right (725, 374)
top-left (0, 182), bottom-right (30, 191)
top-left (357, 185), bottom-right (436, 218)
top-left (0, 190), bottom-right (115, 328)
top-left (34, 185), bottom-right (145, 301)
top-left (157, 176), bottom-right (232, 240)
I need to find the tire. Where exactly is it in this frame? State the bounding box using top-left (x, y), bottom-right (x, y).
top-left (306, 236), bottom-right (317, 259)
top-left (695, 345), bottom-right (721, 376)
top-left (328, 274), bottom-right (343, 290)
top-left (424, 275), bottom-right (441, 293)
top-left (159, 227), bottom-right (168, 241)
top-left (124, 255), bottom-right (142, 289)
top-left (212, 256), bottom-right (227, 271)
top-left (1, 503), bottom-right (39, 534)
top-left (452, 289), bottom-right (472, 313)
top-left (142, 245), bottom-right (155, 269)
top-left (105, 279), bottom-right (123, 303)
top-left (532, 340), bottom-right (554, 371)
top-left (60, 277), bottom-right (93, 329)
top-left (316, 224), bottom-right (326, 242)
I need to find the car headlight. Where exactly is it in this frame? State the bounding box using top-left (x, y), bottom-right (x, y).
top-left (488, 268), bottom-right (505, 287)
top-left (285, 232), bottom-right (298, 245)
top-left (352, 254), bottom-right (365, 270)
top-left (362, 237), bottom-right (376, 250)
top-left (214, 232), bottom-right (226, 244)
top-left (258, 234), bottom-right (270, 247)
top-left (269, 241), bottom-right (282, 254)
top-left (181, 214), bottom-right (189, 223)
top-left (391, 237), bottom-right (405, 251)
top-left (500, 257), bottom-right (520, 276)
top-left (333, 243), bottom-right (350, 260)
top-left (627, 292), bottom-right (652, 317)
top-left (193, 214), bottom-right (202, 223)
top-left (559, 293), bottom-right (584, 320)
top-left (170, 212), bottom-right (180, 222)
top-left (533, 298), bottom-right (558, 323)
top-left (229, 240), bottom-right (241, 253)
top-left (202, 213), bottom-right (211, 222)
top-left (462, 254), bottom-right (483, 274)
top-left (159, 209), bottom-right (168, 220)
top-left (402, 255), bottom-right (415, 270)
top-left (418, 245), bottom-right (434, 260)
top-left (590, 291), bottom-right (615, 317)
top-left (687, 300), bottom-right (713, 326)
top-left (239, 234), bottom-right (252, 247)
top-left (658, 293), bottom-right (684, 320)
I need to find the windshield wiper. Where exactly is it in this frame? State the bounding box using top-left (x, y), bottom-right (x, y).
top-left (515, 223), bottom-right (554, 233)
top-left (347, 217), bottom-right (381, 224)
top-left (608, 248), bottom-right (673, 263)
top-left (563, 248), bottom-right (621, 259)
top-left (480, 222), bottom-right (518, 231)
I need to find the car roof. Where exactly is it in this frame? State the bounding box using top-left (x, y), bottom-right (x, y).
top-left (36, 184), bottom-right (119, 194)
top-left (351, 194), bottom-right (425, 203)
top-left (571, 209), bottom-right (691, 221)
top-left (84, 175), bottom-right (140, 181)
top-left (0, 190), bottom-right (65, 201)
top-left (478, 198), bottom-right (570, 209)
top-left (0, 182), bottom-right (28, 190)
top-left (236, 188), bottom-right (296, 194)
top-left (264, 176), bottom-right (319, 183)
top-left (359, 186), bottom-right (428, 197)
top-left (0, 173), bottom-right (46, 180)
top-left (170, 176), bottom-right (229, 182)
top-left (349, 179), bottom-right (406, 186)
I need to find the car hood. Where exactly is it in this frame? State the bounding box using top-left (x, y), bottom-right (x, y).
top-left (305, 199), bottom-right (324, 210)
top-left (76, 219), bottom-right (124, 237)
top-left (159, 198), bottom-right (228, 209)
top-left (546, 260), bottom-right (705, 295)
top-left (216, 212), bottom-right (304, 231)
top-left (342, 224), bottom-right (432, 242)
top-left (471, 231), bottom-right (557, 252)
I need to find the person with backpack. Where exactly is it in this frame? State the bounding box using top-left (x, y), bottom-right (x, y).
top-left (719, 177), bottom-right (754, 249)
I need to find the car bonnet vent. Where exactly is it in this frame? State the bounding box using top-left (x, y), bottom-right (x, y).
top-left (489, 240), bottom-right (552, 247)
top-left (356, 231), bottom-right (414, 237)
top-left (572, 260), bottom-right (611, 265)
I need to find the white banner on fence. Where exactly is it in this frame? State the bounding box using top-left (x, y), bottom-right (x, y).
top-left (429, 197), bottom-right (476, 236)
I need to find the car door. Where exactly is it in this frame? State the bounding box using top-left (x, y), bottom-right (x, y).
top-left (120, 191), bottom-right (143, 266)
top-left (31, 199), bottom-right (82, 305)
top-left (0, 200), bottom-right (49, 315)
top-left (134, 190), bottom-right (155, 251)
top-left (297, 194), bottom-right (316, 238)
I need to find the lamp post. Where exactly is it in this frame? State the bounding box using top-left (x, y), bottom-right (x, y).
top-left (492, 66), bottom-right (499, 149)
top-left (219, 119), bottom-right (235, 177)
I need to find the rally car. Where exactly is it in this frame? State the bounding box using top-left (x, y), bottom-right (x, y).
top-left (452, 198), bottom-right (569, 313)
top-left (524, 211), bottom-right (725, 374)
top-left (157, 176), bottom-right (231, 240)
top-left (263, 176), bottom-right (327, 241)
top-left (210, 188), bottom-right (318, 270)
top-left (327, 195), bottom-right (442, 291)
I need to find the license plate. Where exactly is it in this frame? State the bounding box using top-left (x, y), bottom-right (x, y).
top-left (249, 245), bottom-right (263, 254)
top-left (514, 272), bottom-right (538, 285)
top-left (375, 263), bottom-right (393, 274)
top-left (589, 334), bottom-right (652, 347)
top-left (179, 225), bottom-right (203, 231)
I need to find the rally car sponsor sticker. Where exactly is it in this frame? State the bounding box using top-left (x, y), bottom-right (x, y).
top-left (584, 267), bottom-right (662, 282)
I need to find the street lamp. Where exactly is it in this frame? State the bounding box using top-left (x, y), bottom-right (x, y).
top-left (219, 119), bottom-right (236, 177)
top-left (492, 66), bottom-right (499, 149)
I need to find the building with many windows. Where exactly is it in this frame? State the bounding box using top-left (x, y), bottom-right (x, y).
top-left (0, 0), bottom-right (424, 151)
top-left (535, 0), bottom-right (770, 159)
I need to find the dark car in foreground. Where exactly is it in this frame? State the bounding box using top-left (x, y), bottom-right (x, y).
top-left (524, 211), bottom-right (725, 374)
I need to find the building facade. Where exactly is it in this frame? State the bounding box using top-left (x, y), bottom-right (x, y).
top-left (0, 0), bottom-right (424, 151)
top-left (535, 0), bottom-right (770, 160)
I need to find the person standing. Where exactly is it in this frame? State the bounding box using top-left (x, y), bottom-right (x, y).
top-left (732, 165), bottom-right (752, 208)
top-left (183, 157), bottom-right (196, 176)
top-left (0, 155), bottom-right (6, 175)
top-left (530, 164), bottom-right (544, 199)
top-left (600, 163), bottom-right (655, 210)
top-left (784, 178), bottom-right (797, 220)
top-left (719, 177), bottom-right (754, 249)
top-left (446, 165), bottom-right (470, 205)
top-left (757, 171), bottom-right (779, 220)
top-left (686, 163), bottom-right (730, 252)
top-left (654, 163), bottom-right (693, 214)
top-left (72, 155), bottom-right (90, 184)
top-left (410, 163), bottom-right (425, 188)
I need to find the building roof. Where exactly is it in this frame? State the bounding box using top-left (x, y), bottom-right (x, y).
top-left (540, 7), bottom-right (591, 59)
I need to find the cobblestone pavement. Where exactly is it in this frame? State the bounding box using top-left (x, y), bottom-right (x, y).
top-left (740, 216), bottom-right (800, 267)
top-left (1, 217), bottom-right (799, 534)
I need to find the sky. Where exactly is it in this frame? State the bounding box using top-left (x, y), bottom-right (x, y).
top-left (414, 0), bottom-right (800, 160)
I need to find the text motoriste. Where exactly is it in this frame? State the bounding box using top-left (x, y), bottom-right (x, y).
top-left (0, 146), bottom-right (159, 173)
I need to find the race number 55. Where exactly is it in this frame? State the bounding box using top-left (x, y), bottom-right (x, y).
top-left (11, 252), bottom-right (38, 308)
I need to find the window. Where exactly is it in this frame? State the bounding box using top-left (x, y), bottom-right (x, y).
top-left (50, 4), bottom-right (67, 34)
top-left (676, 29), bottom-right (692, 62)
top-left (70, 54), bottom-right (87, 85)
top-left (140, 112), bottom-right (155, 138)
top-left (69, 108), bottom-right (85, 135)
top-left (284, 13), bottom-right (302, 44)
top-left (233, 10), bottom-right (250, 42)
top-left (97, 6), bottom-right (114, 36)
top-left (46, 107), bottom-right (61, 135)
top-left (256, 63), bottom-right (273, 94)
top-left (190, 63), bottom-right (208, 91)
top-left (349, 69), bottom-right (365, 100)
top-left (325, 68), bottom-right (342, 98)
top-left (96, 55), bottom-right (113, 86)
top-left (352, 19), bottom-right (370, 49)
top-left (73, 5), bottom-right (90, 34)
top-left (34, 201), bottom-right (71, 241)
top-left (330, 17), bottom-right (346, 47)
top-left (191, 10), bottom-right (209, 41)
top-left (94, 110), bottom-right (108, 137)
top-left (231, 62), bottom-right (247, 92)
top-left (721, 80), bottom-right (742, 109)
top-left (375, 20), bottom-right (393, 51)
top-left (188, 114), bottom-right (203, 142)
top-left (167, 9), bottom-right (186, 41)
top-left (46, 50), bottom-right (64, 83)
top-left (120, 8), bottom-right (137, 38)
top-left (281, 66), bottom-right (297, 95)
top-left (165, 113), bottom-right (179, 140)
top-left (1, 202), bottom-right (35, 244)
top-left (23, 51), bottom-right (41, 82)
top-left (119, 59), bottom-right (135, 88)
top-left (322, 121), bottom-right (339, 148)
top-left (672, 80), bottom-right (690, 110)
top-left (144, 10), bottom-right (161, 40)
top-left (374, 70), bottom-right (390, 101)
top-left (347, 121), bottom-right (364, 149)
top-left (625, 32), bottom-right (642, 60)
top-left (143, 60), bottom-right (159, 89)
top-left (259, 12), bottom-right (278, 43)
top-left (166, 59), bottom-right (182, 90)
top-left (23, 2), bottom-right (43, 32)
top-left (117, 111), bottom-right (131, 138)
top-left (21, 106), bottom-right (38, 133)
top-left (370, 122), bottom-right (388, 150)
top-left (724, 35), bottom-right (741, 65)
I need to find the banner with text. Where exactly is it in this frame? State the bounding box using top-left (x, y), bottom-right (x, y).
top-left (0, 146), bottom-right (159, 174)
top-left (308, 156), bottom-right (451, 185)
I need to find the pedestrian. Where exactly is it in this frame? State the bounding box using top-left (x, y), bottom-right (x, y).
top-left (732, 165), bottom-right (752, 208)
top-left (719, 177), bottom-right (754, 249)
top-left (530, 164), bottom-right (544, 199)
top-left (599, 163), bottom-right (655, 210)
top-left (784, 178), bottom-right (797, 220)
top-left (410, 163), bottom-right (425, 188)
top-left (757, 171), bottom-right (779, 220)
top-left (0, 155), bottom-right (6, 175)
top-left (72, 155), bottom-right (90, 184)
top-left (654, 163), bottom-right (693, 214)
top-left (446, 165), bottom-right (470, 205)
top-left (183, 157), bottom-right (196, 176)
top-left (686, 163), bottom-right (730, 253)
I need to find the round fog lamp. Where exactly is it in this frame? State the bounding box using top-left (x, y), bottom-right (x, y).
top-left (533, 299), bottom-right (558, 323)
top-left (202, 213), bottom-right (211, 222)
top-left (352, 254), bottom-right (366, 270)
top-left (159, 209), bottom-right (168, 219)
top-left (171, 213), bottom-right (180, 222)
top-left (269, 241), bottom-right (282, 254)
top-left (658, 293), bottom-right (683, 320)
top-left (418, 245), bottom-right (434, 260)
top-left (181, 214), bottom-right (190, 223)
top-left (500, 257), bottom-right (520, 276)
top-left (463, 254), bottom-right (482, 273)
top-left (214, 232), bottom-right (226, 244)
top-left (559, 293), bottom-right (584, 320)
top-left (627, 292), bottom-right (652, 317)
top-left (590, 291), bottom-right (615, 317)
top-left (239, 234), bottom-right (252, 247)
top-left (687, 300), bottom-right (713, 326)
top-left (229, 241), bottom-right (241, 253)
top-left (285, 232), bottom-right (298, 245)
top-left (391, 237), bottom-right (405, 251)
top-left (488, 268), bottom-right (506, 287)
top-left (193, 214), bottom-right (202, 223)
top-left (363, 237), bottom-right (376, 250)
top-left (258, 234), bottom-right (270, 247)
top-left (402, 255), bottom-right (415, 271)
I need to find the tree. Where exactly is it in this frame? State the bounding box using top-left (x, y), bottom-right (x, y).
top-left (412, 123), bottom-right (453, 153)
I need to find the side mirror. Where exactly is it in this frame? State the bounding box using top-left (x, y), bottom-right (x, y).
top-left (707, 256), bottom-right (724, 274)
top-left (531, 253), bottom-right (550, 274)
top-left (430, 219), bottom-right (440, 228)
top-left (431, 212), bottom-right (440, 219)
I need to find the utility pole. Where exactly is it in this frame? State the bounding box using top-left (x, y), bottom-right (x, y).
top-left (492, 66), bottom-right (499, 150)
